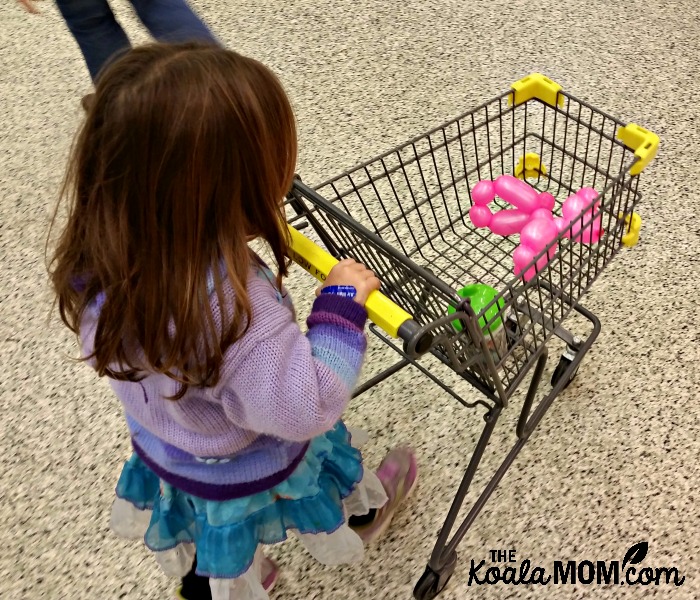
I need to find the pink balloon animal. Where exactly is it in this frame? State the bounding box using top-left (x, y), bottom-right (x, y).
top-left (469, 175), bottom-right (602, 282)
top-left (554, 187), bottom-right (603, 244)
top-left (470, 175), bottom-right (556, 236)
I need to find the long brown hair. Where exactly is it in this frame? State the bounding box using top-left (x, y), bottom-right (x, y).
top-left (49, 43), bottom-right (297, 398)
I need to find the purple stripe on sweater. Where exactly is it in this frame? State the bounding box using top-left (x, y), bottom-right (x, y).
top-left (132, 439), bottom-right (310, 501)
top-left (308, 311), bottom-right (367, 337)
top-left (308, 295), bottom-right (367, 330)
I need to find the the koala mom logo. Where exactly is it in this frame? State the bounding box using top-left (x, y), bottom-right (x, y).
top-left (468, 542), bottom-right (685, 587)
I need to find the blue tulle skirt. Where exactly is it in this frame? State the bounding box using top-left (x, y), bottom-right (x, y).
top-left (110, 423), bottom-right (387, 586)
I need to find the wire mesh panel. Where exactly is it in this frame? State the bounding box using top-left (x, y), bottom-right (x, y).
top-left (288, 90), bottom-right (642, 399)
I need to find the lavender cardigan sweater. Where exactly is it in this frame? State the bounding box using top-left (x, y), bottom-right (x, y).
top-left (80, 261), bottom-right (368, 501)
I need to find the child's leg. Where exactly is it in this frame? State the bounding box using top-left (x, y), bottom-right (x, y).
top-left (178, 555), bottom-right (211, 600)
top-left (177, 553), bottom-right (279, 600)
top-left (349, 447), bottom-right (418, 544)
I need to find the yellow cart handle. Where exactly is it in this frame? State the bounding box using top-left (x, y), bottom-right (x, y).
top-left (287, 225), bottom-right (414, 340)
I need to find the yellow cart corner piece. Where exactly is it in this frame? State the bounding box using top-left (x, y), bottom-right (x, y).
top-left (287, 225), bottom-right (413, 339)
top-left (620, 212), bottom-right (642, 247)
top-left (617, 123), bottom-right (660, 176)
top-left (509, 73), bottom-right (564, 108)
top-left (515, 153), bottom-right (547, 180)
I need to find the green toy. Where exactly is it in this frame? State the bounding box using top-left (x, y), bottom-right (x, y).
top-left (448, 284), bottom-right (504, 333)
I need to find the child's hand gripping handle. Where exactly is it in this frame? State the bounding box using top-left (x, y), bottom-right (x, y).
top-left (287, 226), bottom-right (432, 355)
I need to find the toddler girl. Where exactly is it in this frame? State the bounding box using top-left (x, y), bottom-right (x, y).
top-left (49, 43), bottom-right (417, 600)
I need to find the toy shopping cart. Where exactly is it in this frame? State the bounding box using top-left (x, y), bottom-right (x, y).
top-left (286, 74), bottom-right (658, 599)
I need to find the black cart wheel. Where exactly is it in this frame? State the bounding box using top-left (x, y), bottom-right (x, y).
top-left (551, 354), bottom-right (578, 389)
top-left (413, 570), bottom-right (440, 600)
top-left (414, 555), bottom-right (457, 600)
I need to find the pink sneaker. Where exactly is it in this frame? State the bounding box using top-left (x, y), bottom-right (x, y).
top-left (260, 556), bottom-right (279, 592)
top-left (351, 447), bottom-right (418, 544)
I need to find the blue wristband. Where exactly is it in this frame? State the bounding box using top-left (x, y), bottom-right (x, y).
top-left (320, 285), bottom-right (357, 299)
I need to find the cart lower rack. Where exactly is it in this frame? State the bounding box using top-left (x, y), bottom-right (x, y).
top-left (287, 74), bottom-right (658, 599)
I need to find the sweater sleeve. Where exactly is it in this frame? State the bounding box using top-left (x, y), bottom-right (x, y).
top-left (219, 291), bottom-right (368, 442)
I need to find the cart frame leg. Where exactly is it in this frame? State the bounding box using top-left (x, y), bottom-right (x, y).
top-left (413, 301), bottom-right (600, 599)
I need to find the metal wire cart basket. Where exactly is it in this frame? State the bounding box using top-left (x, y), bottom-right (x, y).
top-left (286, 74), bottom-right (658, 599)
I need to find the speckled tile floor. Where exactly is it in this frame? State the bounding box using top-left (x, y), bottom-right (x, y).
top-left (1, 0), bottom-right (698, 598)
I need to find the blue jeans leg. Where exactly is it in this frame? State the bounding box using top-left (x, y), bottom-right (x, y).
top-left (55, 0), bottom-right (132, 82)
top-left (129, 0), bottom-right (218, 45)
